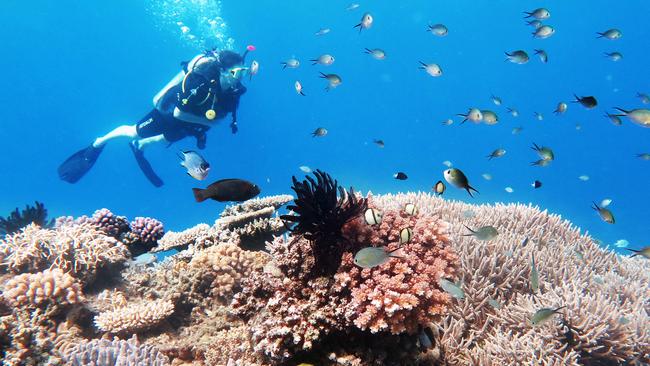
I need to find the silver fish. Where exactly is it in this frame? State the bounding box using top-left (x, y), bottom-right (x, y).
top-left (281, 58), bottom-right (300, 69)
top-left (439, 278), bottom-right (465, 299)
top-left (179, 150), bottom-right (210, 180)
top-left (531, 306), bottom-right (565, 326)
top-left (310, 54), bottom-right (335, 66)
top-left (530, 254), bottom-right (539, 293)
top-left (464, 226), bottom-right (498, 241)
top-left (354, 246), bottom-right (400, 268)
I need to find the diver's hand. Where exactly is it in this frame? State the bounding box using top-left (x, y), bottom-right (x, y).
top-left (230, 121), bottom-right (238, 134)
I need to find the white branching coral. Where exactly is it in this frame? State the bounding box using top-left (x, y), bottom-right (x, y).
top-left (62, 335), bottom-right (170, 366)
top-left (3, 269), bottom-right (84, 308)
top-left (94, 299), bottom-right (175, 334)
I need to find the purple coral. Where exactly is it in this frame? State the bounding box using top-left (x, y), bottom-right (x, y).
top-left (91, 209), bottom-right (130, 238)
top-left (130, 217), bottom-right (165, 245)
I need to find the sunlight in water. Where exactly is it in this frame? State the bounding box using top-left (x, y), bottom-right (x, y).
top-left (147, 0), bottom-right (235, 50)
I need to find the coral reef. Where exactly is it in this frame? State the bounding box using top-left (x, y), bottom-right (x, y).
top-left (123, 217), bottom-right (165, 255)
top-left (0, 189), bottom-right (648, 366)
top-left (0, 201), bottom-right (54, 236)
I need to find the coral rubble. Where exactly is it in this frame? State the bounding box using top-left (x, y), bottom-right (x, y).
top-left (0, 187), bottom-right (648, 366)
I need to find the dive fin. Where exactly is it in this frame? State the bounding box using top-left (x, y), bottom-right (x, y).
top-left (129, 142), bottom-right (164, 187)
top-left (58, 144), bottom-right (105, 183)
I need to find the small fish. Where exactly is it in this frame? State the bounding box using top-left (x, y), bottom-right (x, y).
top-left (399, 227), bottom-right (413, 244)
top-left (481, 173), bottom-right (493, 181)
top-left (488, 298), bottom-right (501, 309)
top-left (128, 253), bottom-right (157, 267)
top-left (531, 180), bottom-right (542, 189)
top-left (311, 127), bottom-right (328, 137)
top-left (394, 172), bottom-right (408, 180)
top-left (419, 61), bottom-right (443, 77)
top-left (524, 8), bottom-right (551, 20)
top-left (319, 72), bottom-right (342, 90)
top-left (464, 225), bottom-right (499, 241)
top-left (487, 148), bottom-right (506, 160)
top-left (491, 95), bottom-right (502, 106)
top-left (315, 28), bottom-right (331, 36)
top-left (442, 160), bottom-right (453, 168)
top-left (404, 203), bottom-right (418, 216)
top-left (531, 159), bottom-right (552, 167)
top-left (554, 102), bottom-right (568, 115)
top-left (373, 139), bottom-right (385, 148)
top-left (444, 168), bottom-right (479, 197)
top-left (427, 23), bottom-right (448, 37)
top-left (578, 175), bottom-right (590, 181)
top-left (600, 198), bottom-right (612, 207)
top-left (534, 49), bottom-right (548, 63)
top-left (613, 108), bottom-right (650, 128)
top-left (596, 28), bottom-right (622, 40)
top-left (178, 150), bottom-right (210, 180)
top-left (281, 58), bottom-right (300, 69)
top-left (481, 110), bottom-right (499, 125)
top-left (614, 239), bottom-right (629, 248)
top-left (625, 246), bottom-right (650, 259)
top-left (512, 126), bottom-right (523, 135)
top-left (637, 92), bottom-right (650, 104)
top-left (507, 107), bottom-right (519, 117)
top-left (364, 48), bottom-right (386, 60)
top-left (299, 165), bottom-right (312, 173)
top-left (192, 179), bottom-right (260, 203)
top-left (604, 52), bottom-right (623, 61)
top-left (439, 279), bottom-right (465, 299)
top-left (526, 19), bottom-right (542, 28)
top-left (433, 181), bottom-right (446, 196)
top-left (521, 237), bottom-right (530, 247)
top-left (354, 12), bottom-right (373, 32)
top-left (530, 254), bottom-right (539, 293)
top-left (310, 54), bottom-right (335, 66)
top-left (573, 94), bottom-right (598, 109)
top-left (228, 67), bottom-right (249, 79)
top-left (505, 50), bottom-right (529, 64)
top-left (637, 153), bottom-right (650, 160)
top-left (505, 187), bottom-right (514, 193)
top-left (354, 246), bottom-right (401, 268)
top-left (604, 112), bottom-right (622, 126)
top-left (574, 249), bottom-right (584, 261)
top-left (458, 108), bottom-right (482, 124)
top-left (441, 119), bottom-right (454, 126)
top-left (418, 327), bottom-right (435, 350)
top-left (248, 60), bottom-right (259, 80)
top-left (295, 80), bottom-right (306, 96)
top-left (619, 316), bottom-right (630, 325)
top-left (364, 208), bottom-right (382, 225)
top-left (592, 202), bottom-right (615, 224)
top-left (535, 112), bottom-right (544, 121)
top-left (531, 143), bottom-right (554, 161)
top-left (531, 307), bottom-right (565, 326)
top-left (533, 25), bottom-right (555, 39)
top-left (346, 3), bottom-right (360, 11)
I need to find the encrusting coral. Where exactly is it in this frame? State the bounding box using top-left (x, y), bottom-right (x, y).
top-left (0, 182), bottom-right (648, 366)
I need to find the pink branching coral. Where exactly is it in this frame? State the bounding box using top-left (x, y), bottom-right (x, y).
top-left (91, 208), bottom-right (130, 238)
top-left (129, 217), bottom-right (165, 245)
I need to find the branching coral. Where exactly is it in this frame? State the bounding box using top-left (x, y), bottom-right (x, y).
top-left (0, 223), bottom-right (130, 285)
top-left (0, 201), bottom-right (54, 236)
top-left (62, 335), bottom-right (170, 366)
top-left (3, 269), bottom-right (85, 308)
top-left (280, 170), bottom-right (367, 275)
top-left (94, 299), bottom-right (175, 334)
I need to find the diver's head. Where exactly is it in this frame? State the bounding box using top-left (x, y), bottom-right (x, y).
top-left (218, 50), bottom-right (244, 69)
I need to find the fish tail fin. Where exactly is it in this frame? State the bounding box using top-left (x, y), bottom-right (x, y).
top-left (388, 247), bottom-right (406, 258)
top-left (466, 185), bottom-right (479, 197)
top-left (319, 72), bottom-right (327, 78)
top-left (596, 32), bottom-right (604, 38)
top-left (625, 248), bottom-right (639, 257)
top-left (592, 201), bottom-right (600, 211)
top-left (281, 63), bottom-right (287, 70)
top-left (553, 305), bottom-right (567, 314)
top-left (192, 188), bottom-right (207, 203)
top-left (300, 90), bottom-right (306, 96)
top-left (462, 225), bottom-right (475, 235)
top-left (310, 59), bottom-right (317, 65)
top-left (523, 11), bottom-right (532, 18)
top-left (614, 107), bottom-right (629, 114)
top-left (364, 48), bottom-right (371, 54)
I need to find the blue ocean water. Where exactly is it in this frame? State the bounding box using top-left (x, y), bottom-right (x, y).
top-left (0, 0), bottom-right (648, 253)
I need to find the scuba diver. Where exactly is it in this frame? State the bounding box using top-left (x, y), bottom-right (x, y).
top-left (58, 46), bottom-right (254, 187)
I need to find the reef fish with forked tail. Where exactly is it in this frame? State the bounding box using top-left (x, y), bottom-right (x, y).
top-left (354, 246), bottom-right (402, 268)
top-left (192, 179), bottom-right (260, 203)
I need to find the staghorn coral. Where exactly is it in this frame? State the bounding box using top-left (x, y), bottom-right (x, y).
top-left (0, 223), bottom-right (130, 285)
top-left (0, 201), bottom-right (54, 236)
top-left (62, 335), bottom-right (170, 366)
top-left (3, 269), bottom-right (84, 308)
top-left (94, 298), bottom-right (175, 334)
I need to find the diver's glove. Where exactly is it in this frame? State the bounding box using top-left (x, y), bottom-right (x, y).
top-left (230, 121), bottom-right (238, 134)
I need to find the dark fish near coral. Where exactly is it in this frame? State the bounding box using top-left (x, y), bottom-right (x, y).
top-left (394, 172), bottom-right (408, 180)
top-left (433, 180), bottom-right (446, 196)
top-left (373, 139), bottom-right (385, 148)
top-left (354, 246), bottom-right (401, 268)
top-left (626, 246), bottom-right (650, 259)
top-left (573, 94), bottom-right (598, 109)
top-left (178, 150), bottom-right (210, 180)
top-left (592, 202), bottom-right (615, 224)
top-left (444, 168), bottom-right (479, 197)
top-left (312, 127), bottom-right (328, 137)
top-left (192, 179), bottom-right (260, 203)
top-left (418, 327), bottom-right (435, 350)
top-left (531, 180), bottom-right (542, 189)
top-left (531, 306), bottom-right (565, 326)
top-left (364, 208), bottom-right (382, 225)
